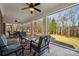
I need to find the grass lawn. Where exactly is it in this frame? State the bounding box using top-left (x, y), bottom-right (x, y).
top-left (50, 34), bottom-right (79, 51)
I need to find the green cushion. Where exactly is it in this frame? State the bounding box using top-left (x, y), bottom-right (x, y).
top-left (2, 46), bottom-right (22, 55)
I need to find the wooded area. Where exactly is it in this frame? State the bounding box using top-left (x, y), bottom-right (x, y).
top-left (47, 9), bottom-right (79, 37)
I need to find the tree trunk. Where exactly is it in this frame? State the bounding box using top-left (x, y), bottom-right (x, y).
top-left (68, 27), bottom-right (70, 37)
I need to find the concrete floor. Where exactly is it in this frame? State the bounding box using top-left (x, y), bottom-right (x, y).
top-left (42, 44), bottom-right (79, 56)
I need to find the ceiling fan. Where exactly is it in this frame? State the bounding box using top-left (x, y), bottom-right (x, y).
top-left (15, 20), bottom-right (23, 24)
top-left (15, 20), bottom-right (18, 22)
top-left (15, 20), bottom-right (20, 23)
top-left (21, 3), bottom-right (41, 14)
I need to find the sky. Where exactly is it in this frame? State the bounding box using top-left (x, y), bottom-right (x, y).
top-left (47, 5), bottom-right (79, 26)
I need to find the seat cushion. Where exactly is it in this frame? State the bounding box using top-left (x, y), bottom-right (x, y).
top-left (7, 43), bottom-right (21, 49)
top-left (2, 45), bottom-right (22, 55)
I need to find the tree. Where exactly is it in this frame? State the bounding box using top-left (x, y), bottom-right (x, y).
top-left (48, 18), bottom-right (57, 34)
top-left (34, 21), bottom-right (38, 32)
top-left (76, 14), bottom-right (79, 37)
top-left (68, 10), bottom-right (76, 36)
top-left (77, 14), bottom-right (79, 27)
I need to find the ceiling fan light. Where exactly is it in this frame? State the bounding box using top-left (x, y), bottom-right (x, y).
top-left (29, 8), bottom-right (34, 12)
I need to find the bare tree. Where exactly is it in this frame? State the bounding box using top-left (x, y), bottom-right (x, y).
top-left (76, 14), bottom-right (79, 37)
top-left (59, 13), bottom-right (68, 35)
top-left (57, 13), bottom-right (62, 35)
top-left (69, 10), bottom-right (76, 36)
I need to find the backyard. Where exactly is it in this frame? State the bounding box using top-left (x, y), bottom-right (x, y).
top-left (50, 34), bottom-right (79, 50)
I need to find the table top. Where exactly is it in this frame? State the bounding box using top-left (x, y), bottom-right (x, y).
top-left (25, 37), bottom-right (39, 43)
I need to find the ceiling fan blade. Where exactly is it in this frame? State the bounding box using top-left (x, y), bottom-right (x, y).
top-left (15, 20), bottom-right (21, 23)
top-left (25, 3), bottom-right (29, 5)
top-left (34, 3), bottom-right (40, 6)
top-left (15, 20), bottom-right (18, 22)
top-left (21, 7), bottom-right (28, 10)
top-left (34, 8), bottom-right (41, 12)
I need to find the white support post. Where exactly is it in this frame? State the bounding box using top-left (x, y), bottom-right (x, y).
top-left (46, 16), bottom-right (48, 35)
top-left (31, 21), bottom-right (34, 37)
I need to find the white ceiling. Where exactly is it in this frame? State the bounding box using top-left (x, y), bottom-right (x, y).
top-left (0, 3), bottom-right (76, 23)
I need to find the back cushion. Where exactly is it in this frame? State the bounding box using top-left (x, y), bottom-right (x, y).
top-left (44, 36), bottom-right (49, 45)
top-left (38, 36), bottom-right (43, 47)
top-left (0, 35), bottom-right (9, 49)
top-left (20, 32), bottom-right (26, 37)
top-left (0, 35), bottom-right (8, 50)
top-left (40, 35), bottom-right (50, 47)
top-left (1, 35), bottom-right (7, 45)
top-left (0, 37), bottom-right (5, 46)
